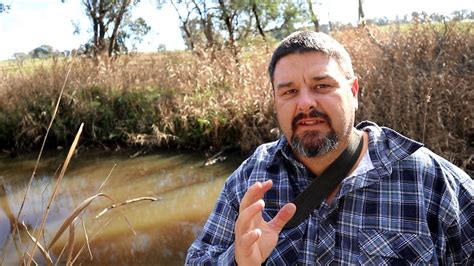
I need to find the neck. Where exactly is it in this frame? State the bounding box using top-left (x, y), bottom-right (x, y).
top-left (295, 128), bottom-right (367, 176)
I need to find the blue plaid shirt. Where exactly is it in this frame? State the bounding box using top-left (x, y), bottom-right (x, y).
top-left (186, 121), bottom-right (473, 265)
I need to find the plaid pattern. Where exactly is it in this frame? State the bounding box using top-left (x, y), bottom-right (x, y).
top-left (186, 121), bottom-right (473, 265)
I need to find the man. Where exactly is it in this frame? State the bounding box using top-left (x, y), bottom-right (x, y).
top-left (185, 31), bottom-right (473, 265)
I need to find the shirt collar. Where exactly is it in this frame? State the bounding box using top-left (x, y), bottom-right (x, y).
top-left (268, 121), bottom-right (423, 173)
top-left (356, 120), bottom-right (423, 175)
top-left (268, 136), bottom-right (306, 169)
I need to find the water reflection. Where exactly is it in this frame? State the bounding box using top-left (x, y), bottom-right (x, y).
top-left (0, 151), bottom-right (242, 265)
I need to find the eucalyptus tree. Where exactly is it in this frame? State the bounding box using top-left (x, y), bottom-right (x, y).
top-left (169, 0), bottom-right (307, 53)
top-left (63, 0), bottom-right (150, 57)
top-left (307, 0), bottom-right (320, 31)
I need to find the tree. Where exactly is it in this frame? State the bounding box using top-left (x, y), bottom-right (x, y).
top-left (171, 0), bottom-right (195, 50)
top-left (169, 0), bottom-right (218, 50)
top-left (0, 2), bottom-right (10, 13)
top-left (115, 16), bottom-right (151, 52)
top-left (429, 13), bottom-right (447, 22)
top-left (358, 0), bottom-right (365, 23)
top-left (63, 0), bottom-right (149, 58)
top-left (307, 0), bottom-right (319, 32)
top-left (267, 1), bottom-right (307, 40)
top-left (168, 0), bottom-right (307, 55)
top-left (217, 0), bottom-right (240, 56)
top-left (29, 45), bottom-right (54, 59)
top-left (250, 0), bottom-right (266, 39)
top-left (451, 9), bottom-right (472, 21)
top-left (191, 0), bottom-right (216, 48)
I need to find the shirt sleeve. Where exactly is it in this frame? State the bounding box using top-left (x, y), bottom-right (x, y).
top-left (443, 176), bottom-right (473, 264)
top-left (185, 178), bottom-right (240, 265)
top-left (428, 160), bottom-right (474, 265)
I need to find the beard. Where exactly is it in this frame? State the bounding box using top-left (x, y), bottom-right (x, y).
top-left (290, 109), bottom-right (339, 158)
top-left (291, 130), bottom-right (338, 158)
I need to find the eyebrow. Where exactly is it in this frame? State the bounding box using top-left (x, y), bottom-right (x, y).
top-left (312, 75), bottom-right (337, 82)
top-left (275, 75), bottom-right (340, 90)
top-left (276, 81), bottom-right (293, 90)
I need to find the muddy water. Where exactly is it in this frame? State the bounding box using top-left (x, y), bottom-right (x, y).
top-left (0, 150), bottom-right (243, 265)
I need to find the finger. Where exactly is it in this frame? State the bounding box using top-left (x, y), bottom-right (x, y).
top-left (237, 228), bottom-right (262, 255)
top-left (268, 203), bottom-right (297, 231)
top-left (239, 180), bottom-right (273, 212)
top-left (235, 199), bottom-right (265, 235)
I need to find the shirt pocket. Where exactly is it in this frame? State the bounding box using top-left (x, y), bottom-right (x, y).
top-left (358, 229), bottom-right (434, 265)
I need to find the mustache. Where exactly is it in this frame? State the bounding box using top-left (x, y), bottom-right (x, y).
top-left (291, 109), bottom-right (331, 131)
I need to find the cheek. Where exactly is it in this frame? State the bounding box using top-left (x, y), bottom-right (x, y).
top-left (328, 95), bottom-right (354, 129)
top-left (321, 95), bottom-right (347, 124)
top-left (275, 102), bottom-right (294, 129)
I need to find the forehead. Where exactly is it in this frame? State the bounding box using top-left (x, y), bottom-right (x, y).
top-left (273, 52), bottom-right (344, 83)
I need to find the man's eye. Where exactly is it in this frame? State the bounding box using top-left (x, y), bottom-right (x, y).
top-left (283, 89), bottom-right (296, 95)
top-left (315, 84), bottom-right (330, 89)
top-left (313, 84), bottom-right (335, 92)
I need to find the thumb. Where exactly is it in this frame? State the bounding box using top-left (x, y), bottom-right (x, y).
top-left (268, 203), bottom-right (296, 231)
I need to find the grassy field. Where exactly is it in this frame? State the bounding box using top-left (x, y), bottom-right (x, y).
top-left (0, 21), bottom-right (472, 174)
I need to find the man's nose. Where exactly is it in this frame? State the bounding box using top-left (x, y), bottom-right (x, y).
top-left (296, 88), bottom-right (317, 113)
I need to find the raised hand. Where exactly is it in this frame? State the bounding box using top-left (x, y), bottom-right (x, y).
top-left (234, 180), bottom-right (296, 265)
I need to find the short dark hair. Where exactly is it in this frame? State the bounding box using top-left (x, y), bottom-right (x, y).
top-left (268, 31), bottom-right (354, 85)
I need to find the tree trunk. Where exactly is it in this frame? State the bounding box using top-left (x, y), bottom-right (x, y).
top-left (98, 0), bottom-right (107, 55)
top-left (307, 0), bottom-right (320, 32)
top-left (251, 2), bottom-right (265, 40)
top-left (358, 0), bottom-right (365, 23)
top-left (218, 0), bottom-right (237, 58)
top-left (171, 0), bottom-right (194, 50)
top-left (84, 0), bottom-right (100, 56)
top-left (192, 0), bottom-right (214, 48)
top-left (108, 0), bottom-right (130, 57)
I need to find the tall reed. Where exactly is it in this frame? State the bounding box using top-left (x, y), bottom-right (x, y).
top-left (0, 21), bottom-right (471, 174)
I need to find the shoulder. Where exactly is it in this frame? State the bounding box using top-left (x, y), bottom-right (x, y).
top-left (396, 145), bottom-right (473, 226)
top-left (358, 121), bottom-right (470, 184)
top-left (409, 147), bottom-right (470, 181)
top-left (359, 121), bottom-right (472, 210)
top-left (407, 147), bottom-right (472, 196)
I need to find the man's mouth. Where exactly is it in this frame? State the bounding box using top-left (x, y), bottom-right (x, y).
top-left (298, 118), bottom-right (325, 126)
top-left (291, 109), bottom-right (332, 132)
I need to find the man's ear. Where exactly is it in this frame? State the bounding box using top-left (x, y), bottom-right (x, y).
top-left (351, 78), bottom-right (359, 110)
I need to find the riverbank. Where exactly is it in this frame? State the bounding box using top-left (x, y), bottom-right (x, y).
top-left (0, 22), bottom-right (472, 174)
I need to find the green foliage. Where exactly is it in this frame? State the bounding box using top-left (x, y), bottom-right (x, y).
top-left (29, 45), bottom-right (54, 59)
top-left (117, 16), bottom-right (151, 52)
top-left (63, 0), bottom-right (147, 57)
top-left (269, 1), bottom-right (307, 40)
top-left (172, 0), bottom-right (308, 49)
top-left (0, 107), bottom-right (16, 147)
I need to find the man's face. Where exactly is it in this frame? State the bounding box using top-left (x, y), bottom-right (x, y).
top-left (273, 51), bottom-right (358, 158)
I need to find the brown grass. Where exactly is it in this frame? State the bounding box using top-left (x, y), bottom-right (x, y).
top-left (337, 21), bottom-right (473, 173)
top-left (0, 21), bottom-right (472, 174)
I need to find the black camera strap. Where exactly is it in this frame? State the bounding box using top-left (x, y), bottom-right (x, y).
top-left (283, 131), bottom-right (364, 229)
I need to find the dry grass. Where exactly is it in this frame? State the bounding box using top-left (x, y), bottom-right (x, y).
top-left (0, 21), bottom-right (472, 174)
top-left (4, 123), bottom-right (159, 264)
top-left (337, 21), bottom-right (473, 173)
top-left (1, 58), bottom-right (160, 264)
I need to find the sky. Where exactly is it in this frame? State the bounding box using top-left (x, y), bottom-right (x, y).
top-left (0, 0), bottom-right (472, 60)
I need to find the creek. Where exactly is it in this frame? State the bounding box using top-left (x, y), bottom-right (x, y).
top-left (0, 150), bottom-right (243, 265)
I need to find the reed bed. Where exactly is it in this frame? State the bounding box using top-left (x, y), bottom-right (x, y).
top-left (0, 21), bottom-right (472, 174)
top-left (3, 122), bottom-right (160, 264)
